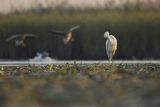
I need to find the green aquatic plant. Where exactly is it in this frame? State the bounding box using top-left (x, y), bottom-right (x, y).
top-left (46, 64), bottom-right (54, 71)
top-left (57, 68), bottom-right (67, 75)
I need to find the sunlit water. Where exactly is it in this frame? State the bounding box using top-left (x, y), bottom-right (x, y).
top-left (0, 60), bottom-right (160, 66)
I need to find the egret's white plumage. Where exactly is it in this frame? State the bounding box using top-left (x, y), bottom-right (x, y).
top-left (104, 31), bottom-right (117, 61)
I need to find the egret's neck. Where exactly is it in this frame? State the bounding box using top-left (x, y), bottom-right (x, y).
top-left (106, 35), bottom-right (110, 39)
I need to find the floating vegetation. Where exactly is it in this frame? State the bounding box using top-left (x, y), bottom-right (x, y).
top-left (0, 63), bottom-right (160, 107)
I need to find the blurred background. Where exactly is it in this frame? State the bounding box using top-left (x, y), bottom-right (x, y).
top-left (0, 0), bottom-right (160, 60)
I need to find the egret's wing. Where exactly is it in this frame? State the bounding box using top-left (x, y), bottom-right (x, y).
top-left (24, 34), bottom-right (38, 38)
top-left (110, 35), bottom-right (117, 50)
top-left (69, 25), bottom-right (80, 32)
top-left (6, 35), bottom-right (21, 41)
top-left (48, 30), bottom-right (66, 36)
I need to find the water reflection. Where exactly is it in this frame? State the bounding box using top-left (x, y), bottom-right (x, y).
top-left (29, 52), bottom-right (57, 62)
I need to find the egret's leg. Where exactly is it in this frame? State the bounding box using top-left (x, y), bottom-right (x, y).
top-left (110, 54), bottom-right (113, 64)
top-left (109, 52), bottom-right (113, 63)
top-left (107, 52), bottom-right (110, 63)
top-left (112, 58), bottom-right (114, 64)
top-left (111, 51), bottom-right (114, 64)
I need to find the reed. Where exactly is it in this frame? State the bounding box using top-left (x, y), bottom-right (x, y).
top-left (0, 11), bottom-right (160, 59)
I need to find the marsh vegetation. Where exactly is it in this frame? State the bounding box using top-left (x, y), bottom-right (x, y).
top-left (0, 63), bottom-right (160, 107)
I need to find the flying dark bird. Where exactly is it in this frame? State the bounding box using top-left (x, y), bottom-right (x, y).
top-left (49, 25), bottom-right (80, 45)
top-left (104, 31), bottom-right (117, 61)
top-left (6, 33), bottom-right (38, 47)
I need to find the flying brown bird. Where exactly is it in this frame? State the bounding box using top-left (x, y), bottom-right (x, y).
top-left (49, 25), bottom-right (80, 45)
top-left (6, 33), bottom-right (38, 47)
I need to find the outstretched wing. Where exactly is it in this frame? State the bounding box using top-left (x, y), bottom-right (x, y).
top-left (24, 34), bottom-right (38, 38)
top-left (48, 29), bottom-right (67, 36)
top-left (69, 25), bottom-right (80, 32)
top-left (6, 35), bottom-right (21, 41)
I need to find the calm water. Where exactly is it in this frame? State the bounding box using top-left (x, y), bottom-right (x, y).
top-left (0, 60), bottom-right (160, 66)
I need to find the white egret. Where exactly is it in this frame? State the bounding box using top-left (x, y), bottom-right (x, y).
top-left (104, 31), bottom-right (117, 61)
top-left (49, 25), bottom-right (80, 45)
top-left (6, 33), bottom-right (38, 47)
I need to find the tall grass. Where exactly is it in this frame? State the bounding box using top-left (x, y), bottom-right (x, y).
top-left (0, 11), bottom-right (160, 60)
